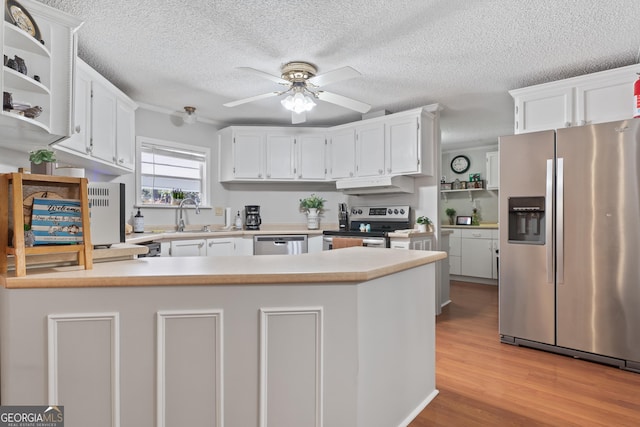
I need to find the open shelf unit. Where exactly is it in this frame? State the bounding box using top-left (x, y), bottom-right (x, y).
top-left (0, 172), bottom-right (92, 277)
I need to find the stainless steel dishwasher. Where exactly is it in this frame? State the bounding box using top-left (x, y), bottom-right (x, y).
top-left (253, 235), bottom-right (308, 255)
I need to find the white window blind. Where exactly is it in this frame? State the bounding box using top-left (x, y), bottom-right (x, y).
top-left (137, 138), bottom-right (209, 206)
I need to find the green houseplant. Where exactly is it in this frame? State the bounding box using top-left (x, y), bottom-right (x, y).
top-left (445, 208), bottom-right (456, 225)
top-left (29, 148), bottom-right (56, 175)
top-left (299, 194), bottom-right (326, 212)
top-left (299, 194), bottom-right (326, 230)
top-left (416, 216), bottom-right (433, 232)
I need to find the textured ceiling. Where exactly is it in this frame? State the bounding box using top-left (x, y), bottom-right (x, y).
top-left (38, 0), bottom-right (640, 146)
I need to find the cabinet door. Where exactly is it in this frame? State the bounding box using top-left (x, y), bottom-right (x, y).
top-left (575, 77), bottom-right (634, 126)
top-left (329, 128), bottom-right (356, 179)
top-left (297, 134), bottom-right (327, 180)
top-left (233, 131), bottom-right (264, 179)
top-left (206, 238), bottom-right (236, 256)
top-left (265, 134), bottom-right (295, 179)
top-left (59, 66), bottom-right (92, 154)
top-left (170, 239), bottom-right (206, 256)
top-left (90, 80), bottom-right (118, 163)
top-left (486, 151), bottom-right (499, 190)
top-left (461, 237), bottom-right (493, 278)
top-left (386, 115), bottom-right (420, 174)
top-left (513, 87), bottom-right (573, 133)
top-left (115, 98), bottom-right (136, 170)
top-left (356, 122), bottom-right (385, 177)
top-left (390, 240), bottom-right (410, 250)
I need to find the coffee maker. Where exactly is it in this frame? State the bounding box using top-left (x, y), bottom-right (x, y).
top-left (245, 205), bottom-right (261, 230)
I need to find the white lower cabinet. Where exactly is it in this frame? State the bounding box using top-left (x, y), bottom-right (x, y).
top-left (448, 229), bottom-right (461, 275)
top-left (308, 235), bottom-right (323, 253)
top-left (459, 229), bottom-right (498, 279)
top-left (206, 238), bottom-right (237, 256)
top-left (169, 239), bottom-right (206, 257)
top-left (390, 236), bottom-right (433, 250)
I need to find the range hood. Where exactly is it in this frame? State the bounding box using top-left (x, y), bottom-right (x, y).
top-left (335, 175), bottom-right (415, 195)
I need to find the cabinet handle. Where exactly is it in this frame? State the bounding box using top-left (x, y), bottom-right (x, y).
top-left (118, 158), bottom-right (124, 164)
top-left (378, 169), bottom-right (383, 174)
top-left (75, 125), bottom-right (81, 133)
top-left (565, 122), bottom-right (571, 127)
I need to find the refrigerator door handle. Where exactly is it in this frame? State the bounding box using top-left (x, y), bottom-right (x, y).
top-left (556, 157), bottom-right (564, 284)
top-left (546, 159), bottom-right (554, 284)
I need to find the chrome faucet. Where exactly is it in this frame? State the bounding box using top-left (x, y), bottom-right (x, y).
top-left (177, 198), bottom-right (200, 231)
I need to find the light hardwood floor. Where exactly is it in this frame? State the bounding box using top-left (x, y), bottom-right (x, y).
top-left (411, 281), bottom-right (640, 426)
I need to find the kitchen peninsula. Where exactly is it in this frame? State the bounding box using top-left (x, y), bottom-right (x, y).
top-left (0, 247), bottom-right (445, 427)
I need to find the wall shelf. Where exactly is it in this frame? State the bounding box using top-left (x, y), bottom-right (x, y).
top-left (440, 188), bottom-right (485, 201)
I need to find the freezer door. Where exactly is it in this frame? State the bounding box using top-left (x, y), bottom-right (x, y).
top-left (556, 119), bottom-right (640, 362)
top-left (499, 130), bottom-right (556, 345)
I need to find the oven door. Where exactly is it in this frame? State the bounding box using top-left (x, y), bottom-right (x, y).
top-left (322, 236), bottom-right (388, 250)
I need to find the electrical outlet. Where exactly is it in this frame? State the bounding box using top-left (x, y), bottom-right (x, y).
top-left (214, 207), bottom-right (224, 216)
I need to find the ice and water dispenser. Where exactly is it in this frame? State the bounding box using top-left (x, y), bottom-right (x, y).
top-left (507, 196), bottom-right (545, 244)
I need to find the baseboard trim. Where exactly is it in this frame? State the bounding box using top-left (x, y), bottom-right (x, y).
top-left (398, 389), bottom-right (439, 427)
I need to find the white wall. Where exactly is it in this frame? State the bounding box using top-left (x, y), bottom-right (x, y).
top-left (441, 144), bottom-right (499, 224)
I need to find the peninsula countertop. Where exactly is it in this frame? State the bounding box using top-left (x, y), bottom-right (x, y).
top-left (1, 246), bottom-right (447, 289)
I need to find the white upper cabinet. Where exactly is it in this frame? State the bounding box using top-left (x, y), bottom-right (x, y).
top-left (56, 59), bottom-right (138, 175)
top-left (355, 122), bottom-right (385, 177)
top-left (232, 130), bottom-right (264, 179)
top-left (386, 113), bottom-right (422, 175)
top-left (218, 104), bottom-right (440, 183)
top-left (511, 64), bottom-right (640, 134)
top-left (265, 133), bottom-right (295, 179)
top-left (1, 0), bottom-right (82, 151)
top-left (219, 127), bottom-right (328, 182)
top-left (297, 133), bottom-right (327, 180)
top-left (329, 127), bottom-right (356, 179)
top-left (485, 150), bottom-right (499, 190)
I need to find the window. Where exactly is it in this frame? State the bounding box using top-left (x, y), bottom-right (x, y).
top-left (136, 137), bottom-right (210, 207)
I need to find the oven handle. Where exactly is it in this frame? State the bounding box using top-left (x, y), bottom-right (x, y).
top-left (323, 237), bottom-right (386, 246)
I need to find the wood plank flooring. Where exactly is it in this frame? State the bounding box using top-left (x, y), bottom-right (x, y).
top-left (410, 281), bottom-right (640, 426)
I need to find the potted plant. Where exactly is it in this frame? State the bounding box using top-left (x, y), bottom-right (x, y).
top-left (445, 208), bottom-right (457, 225)
top-left (29, 148), bottom-right (56, 175)
top-left (171, 188), bottom-right (185, 205)
top-left (416, 216), bottom-right (433, 232)
top-left (299, 194), bottom-right (326, 229)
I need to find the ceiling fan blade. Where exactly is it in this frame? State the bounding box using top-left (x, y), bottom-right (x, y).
top-left (223, 92), bottom-right (280, 108)
top-left (237, 67), bottom-right (290, 85)
top-left (317, 91), bottom-right (371, 114)
top-left (307, 66), bottom-right (361, 87)
top-left (292, 111), bottom-right (306, 124)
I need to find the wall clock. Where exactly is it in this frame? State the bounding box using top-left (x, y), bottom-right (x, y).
top-left (450, 155), bottom-right (470, 174)
top-left (5, 0), bottom-right (41, 41)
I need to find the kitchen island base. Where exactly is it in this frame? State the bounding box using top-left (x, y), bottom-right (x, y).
top-left (0, 249), bottom-right (442, 427)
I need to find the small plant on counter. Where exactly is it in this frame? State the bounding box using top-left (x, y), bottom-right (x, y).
top-left (299, 194), bottom-right (326, 212)
top-left (171, 188), bottom-right (185, 200)
top-left (416, 216), bottom-right (432, 225)
top-left (445, 208), bottom-right (456, 225)
top-left (29, 148), bottom-right (56, 164)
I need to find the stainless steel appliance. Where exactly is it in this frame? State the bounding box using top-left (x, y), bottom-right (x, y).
top-left (323, 205), bottom-right (411, 250)
top-left (88, 182), bottom-right (125, 248)
top-left (499, 119), bottom-right (640, 372)
top-left (245, 205), bottom-right (261, 230)
top-left (254, 235), bottom-right (308, 255)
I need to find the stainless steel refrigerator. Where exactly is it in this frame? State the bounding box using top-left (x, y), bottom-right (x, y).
top-left (499, 119), bottom-right (640, 372)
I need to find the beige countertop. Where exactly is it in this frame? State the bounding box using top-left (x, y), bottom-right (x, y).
top-left (442, 223), bottom-right (499, 229)
top-left (1, 247), bottom-right (447, 289)
top-left (126, 225), bottom-right (328, 244)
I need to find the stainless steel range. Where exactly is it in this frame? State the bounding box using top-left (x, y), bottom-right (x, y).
top-left (322, 205), bottom-right (411, 250)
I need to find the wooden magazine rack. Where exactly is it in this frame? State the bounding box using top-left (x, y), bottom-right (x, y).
top-left (0, 173), bottom-right (93, 277)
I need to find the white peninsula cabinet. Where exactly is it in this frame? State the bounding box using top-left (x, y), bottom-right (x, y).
top-left (510, 63), bottom-right (640, 134)
top-left (56, 58), bottom-right (138, 175)
top-left (218, 127), bottom-right (328, 182)
top-left (1, 0), bottom-right (82, 151)
top-left (169, 239), bottom-right (206, 256)
top-left (446, 227), bottom-right (499, 282)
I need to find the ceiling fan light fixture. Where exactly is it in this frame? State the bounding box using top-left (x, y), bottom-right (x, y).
top-left (281, 92), bottom-right (316, 114)
top-left (183, 106), bottom-right (197, 124)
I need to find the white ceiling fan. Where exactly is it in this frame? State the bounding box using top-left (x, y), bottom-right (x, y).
top-left (223, 61), bottom-right (371, 124)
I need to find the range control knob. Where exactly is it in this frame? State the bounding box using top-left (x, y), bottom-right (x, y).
top-left (399, 209), bottom-right (405, 215)
top-left (394, 209), bottom-right (399, 214)
top-left (388, 209), bottom-right (393, 214)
